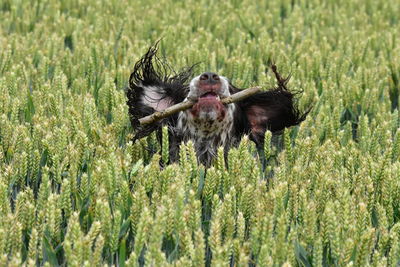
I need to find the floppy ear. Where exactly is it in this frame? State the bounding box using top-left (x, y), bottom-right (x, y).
top-left (237, 88), bottom-right (308, 145)
top-left (126, 44), bottom-right (195, 140)
top-left (234, 65), bottom-right (309, 146)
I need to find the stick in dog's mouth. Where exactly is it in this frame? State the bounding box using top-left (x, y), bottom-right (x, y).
top-left (138, 86), bottom-right (261, 126)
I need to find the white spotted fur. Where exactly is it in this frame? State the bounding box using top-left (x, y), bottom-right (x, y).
top-left (176, 75), bottom-right (236, 165)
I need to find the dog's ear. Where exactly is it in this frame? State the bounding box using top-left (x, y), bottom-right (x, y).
top-left (235, 88), bottom-right (308, 145)
top-left (126, 44), bottom-right (195, 140)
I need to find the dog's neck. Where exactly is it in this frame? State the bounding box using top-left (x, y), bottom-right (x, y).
top-left (177, 103), bottom-right (236, 166)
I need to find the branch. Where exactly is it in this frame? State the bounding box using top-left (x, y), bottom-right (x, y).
top-left (271, 64), bottom-right (290, 91)
top-left (139, 86), bottom-right (261, 125)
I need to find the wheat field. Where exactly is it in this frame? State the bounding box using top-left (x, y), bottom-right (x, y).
top-left (0, 0), bottom-right (399, 266)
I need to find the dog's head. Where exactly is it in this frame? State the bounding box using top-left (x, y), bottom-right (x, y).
top-left (187, 72), bottom-right (231, 123)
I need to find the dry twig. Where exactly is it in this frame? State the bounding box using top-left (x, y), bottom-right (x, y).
top-left (271, 64), bottom-right (290, 91)
top-left (139, 86), bottom-right (261, 125)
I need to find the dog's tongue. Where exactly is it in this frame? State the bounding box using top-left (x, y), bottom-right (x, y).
top-left (200, 92), bottom-right (218, 99)
top-left (191, 94), bottom-right (225, 119)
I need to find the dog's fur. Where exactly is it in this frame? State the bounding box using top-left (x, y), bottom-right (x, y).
top-left (126, 44), bottom-right (308, 166)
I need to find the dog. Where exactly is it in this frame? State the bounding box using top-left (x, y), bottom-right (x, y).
top-left (126, 44), bottom-right (308, 166)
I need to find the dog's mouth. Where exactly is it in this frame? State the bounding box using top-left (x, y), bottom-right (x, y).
top-left (188, 74), bottom-right (229, 120)
top-left (190, 90), bottom-right (227, 120)
top-left (199, 91), bottom-right (221, 101)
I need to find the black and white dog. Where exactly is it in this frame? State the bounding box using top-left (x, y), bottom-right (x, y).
top-left (126, 45), bottom-right (308, 166)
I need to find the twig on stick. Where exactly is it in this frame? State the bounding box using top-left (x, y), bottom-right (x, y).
top-left (139, 86), bottom-right (261, 125)
top-left (271, 64), bottom-right (290, 91)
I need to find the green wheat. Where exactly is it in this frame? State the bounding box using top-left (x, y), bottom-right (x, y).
top-left (0, 0), bottom-right (399, 265)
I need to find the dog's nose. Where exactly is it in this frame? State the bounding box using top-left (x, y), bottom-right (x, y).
top-left (199, 72), bottom-right (220, 83)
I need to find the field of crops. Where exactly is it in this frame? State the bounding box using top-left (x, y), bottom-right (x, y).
top-left (0, 0), bottom-right (399, 266)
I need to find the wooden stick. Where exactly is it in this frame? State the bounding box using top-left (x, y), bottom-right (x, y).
top-left (271, 64), bottom-right (290, 91)
top-left (139, 86), bottom-right (261, 125)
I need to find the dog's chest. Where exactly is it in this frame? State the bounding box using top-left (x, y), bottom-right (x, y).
top-left (176, 104), bottom-right (235, 163)
top-left (178, 104), bottom-right (234, 138)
